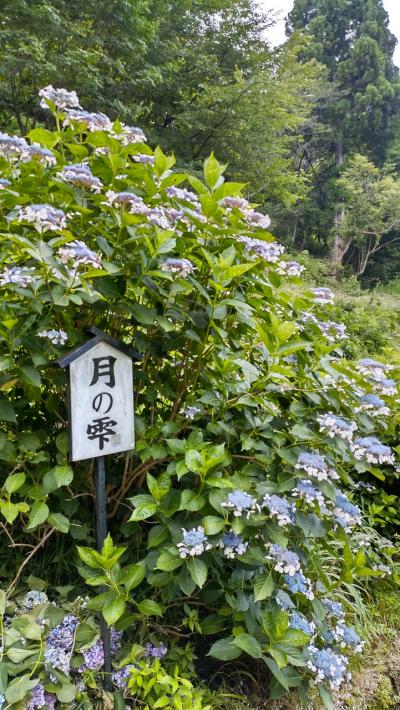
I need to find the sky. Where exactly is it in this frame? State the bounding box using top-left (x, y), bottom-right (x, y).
top-left (263, 0), bottom-right (400, 66)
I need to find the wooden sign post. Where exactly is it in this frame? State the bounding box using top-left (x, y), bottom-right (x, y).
top-left (58, 327), bottom-right (136, 689)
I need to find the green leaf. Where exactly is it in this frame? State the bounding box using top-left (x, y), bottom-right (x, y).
top-left (27, 128), bottom-right (59, 148)
top-left (201, 515), bottom-right (225, 535)
top-left (184, 449), bottom-right (204, 472)
top-left (157, 550), bottom-right (183, 572)
top-left (3, 472), bottom-right (25, 493)
top-left (281, 628), bottom-right (310, 647)
top-left (5, 675), bottom-right (38, 704)
top-left (187, 557), bottom-right (208, 588)
top-left (254, 573), bottom-right (274, 602)
top-left (129, 501), bottom-right (157, 521)
top-left (118, 562), bottom-right (146, 591)
top-left (319, 686), bottom-right (334, 710)
top-left (147, 525), bottom-right (169, 549)
top-left (26, 501), bottom-right (49, 530)
top-left (20, 365), bottom-right (41, 388)
top-left (48, 513), bottom-right (70, 533)
top-left (74, 623), bottom-right (98, 650)
top-left (204, 152), bottom-right (226, 190)
top-left (43, 465), bottom-right (74, 493)
top-left (0, 590), bottom-right (6, 616)
top-left (1, 501), bottom-right (20, 524)
top-left (233, 633), bottom-right (263, 658)
top-left (0, 396), bottom-right (16, 423)
top-left (103, 596), bottom-right (126, 625)
top-left (136, 599), bottom-right (163, 616)
top-left (208, 637), bottom-right (242, 661)
top-left (55, 683), bottom-right (77, 703)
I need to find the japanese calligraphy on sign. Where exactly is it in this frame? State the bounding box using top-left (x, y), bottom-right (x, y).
top-left (67, 340), bottom-right (135, 461)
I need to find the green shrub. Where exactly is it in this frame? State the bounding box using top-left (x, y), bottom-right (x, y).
top-left (0, 87), bottom-right (398, 708)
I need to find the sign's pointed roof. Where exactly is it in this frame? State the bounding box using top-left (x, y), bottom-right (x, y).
top-left (57, 326), bottom-right (140, 368)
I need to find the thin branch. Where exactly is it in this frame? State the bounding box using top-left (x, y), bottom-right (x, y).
top-left (6, 527), bottom-right (56, 596)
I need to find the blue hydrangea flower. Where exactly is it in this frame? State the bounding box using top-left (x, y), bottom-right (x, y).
top-left (112, 664), bottom-right (135, 689)
top-left (17, 204), bottom-right (67, 232)
top-left (289, 612), bottom-right (315, 636)
top-left (218, 531), bottom-right (248, 558)
top-left (351, 436), bottom-right (395, 465)
top-left (307, 646), bottom-right (350, 690)
top-left (27, 683), bottom-right (46, 709)
top-left (58, 240), bottom-right (102, 269)
top-left (144, 642), bottom-right (168, 659)
top-left (45, 614), bottom-right (78, 677)
top-left (221, 489), bottom-right (260, 517)
top-left (0, 132), bottom-right (29, 159)
top-left (293, 479), bottom-right (326, 508)
top-left (262, 494), bottom-right (295, 526)
top-left (334, 494), bottom-right (362, 531)
top-left (357, 358), bottom-right (392, 381)
top-left (355, 394), bottom-right (390, 416)
top-left (177, 526), bottom-right (212, 558)
top-left (374, 378), bottom-right (397, 396)
top-left (21, 144), bottom-right (56, 167)
top-left (317, 413), bottom-right (356, 442)
top-left (295, 452), bottom-right (338, 481)
top-left (284, 571), bottom-right (314, 600)
top-left (110, 627), bottom-right (123, 655)
top-left (311, 287), bottom-right (334, 305)
top-left (58, 163), bottom-right (103, 192)
top-left (79, 639), bottom-right (104, 671)
top-left (0, 178), bottom-right (11, 188)
top-left (238, 236), bottom-right (283, 262)
top-left (38, 329), bottom-right (68, 345)
top-left (267, 544), bottom-right (301, 576)
top-left (161, 258), bottom-right (195, 278)
top-left (0, 695), bottom-right (4, 709)
top-left (333, 623), bottom-right (364, 653)
top-left (322, 599), bottom-right (344, 619)
top-left (22, 590), bottom-right (48, 609)
top-left (0, 266), bottom-right (35, 288)
top-left (316, 320), bottom-right (347, 341)
top-left (39, 85), bottom-right (80, 111)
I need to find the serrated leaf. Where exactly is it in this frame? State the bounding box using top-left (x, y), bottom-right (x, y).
top-left (187, 557), bottom-right (208, 588)
top-left (233, 633), bottom-right (263, 658)
top-left (26, 501), bottom-right (49, 530)
top-left (103, 596), bottom-right (126, 625)
top-left (3, 472), bottom-right (25, 494)
top-left (208, 637), bottom-right (242, 660)
top-left (254, 573), bottom-right (274, 601)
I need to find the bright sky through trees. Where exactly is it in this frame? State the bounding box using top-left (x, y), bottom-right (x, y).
top-left (263, 0), bottom-right (400, 65)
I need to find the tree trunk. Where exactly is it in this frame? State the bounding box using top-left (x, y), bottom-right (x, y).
top-left (330, 136), bottom-right (347, 276)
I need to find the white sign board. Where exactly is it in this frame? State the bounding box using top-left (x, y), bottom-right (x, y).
top-left (69, 341), bottom-right (135, 461)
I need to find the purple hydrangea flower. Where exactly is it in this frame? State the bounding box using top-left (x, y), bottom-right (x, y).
top-left (112, 664), bottom-right (135, 689)
top-left (39, 85), bottom-right (80, 111)
top-left (79, 639), bottom-right (104, 671)
top-left (144, 642), bottom-right (168, 659)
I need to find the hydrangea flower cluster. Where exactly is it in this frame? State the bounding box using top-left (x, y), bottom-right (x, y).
top-left (277, 260), bottom-right (304, 277)
top-left (22, 590), bottom-right (48, 609)
top-left (64, 109), bottom-right (112, 132)
top-left (18, 204), bottom-right (68, 232)
top-left (58, 163), bottom-right (103, 192)
top-left (182, 405), bottom-right (203, 420)
top-left (355, 394), bottom-right (390, 416)
top-left (293, 479), bottom-right (326, 507)
top-left (295, 452), bottom-right (338, 481)
top-left (333, 495), bottom-right (362, 531)
top-left (44, 614), bottom-right (78, 678)
top-left (351, 436), bottom-right (395, 465)
top-left (218, 531), bottom-right (248, 558)
top-left (0, 132), bottom-right (29, 159)
top-left (144, 642), bottom-right (168, 659)
top-left (112, 664), bottom-right (136, 689)
top-left (39, 85), bottom-right (81, 110)
top-left (374, 378), bottom-right (397, 396)
top-left (284, 570), bottom-right (314, 600)
top-left (21, 143), bottom-right (57, 167)
top-left (322, 599), bottom-right (344, 619)
top-left (311, 287), bottom-right (335, 305)
top-left (238, 236), bottom-right (284, 263)
top-left (38, 329), bottom-right (68, 345)
top-left (262, 494), bottom-right (295, 526)
top-left (317, 413), bottom-right (357, 442)
top-left (160, 258), bottom-right (195, 278)
top-left (27, 683), bottom-right (56, 710)
top-left (79, 639), bottom-right (104, 671)
top-left (133, 153), bottom-right (155, 164)
top-left (307, 646), bottom-right (350, 690)
top-left (177, 526), bottom-right (212, 558)
top-left (290, 612), bottom-right (316, 636)
top-left (0, 266), bottom-right (35, 287)
top-left (166, 186), bottom-right (199, 204)
top-left (221, 490), bottom-right (260, 518)
top-left (316, 320), bottom-right (347, 341)
top-left (267, 544), bottom-right (301, 576)
top-left (333, 623), bottom-right (364, 653)
top-left (105, 190), bottom-right (144, 209)
top-left (58, 240), bottom-right (102, 269)
top-left (357, 358), bottom-right (392, 381)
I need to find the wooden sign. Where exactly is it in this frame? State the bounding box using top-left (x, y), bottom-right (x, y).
top-left (58, 328), bottom-right (135, 462)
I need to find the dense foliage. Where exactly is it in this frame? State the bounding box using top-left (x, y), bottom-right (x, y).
top-left (0, 88), bottom-right (398, 708)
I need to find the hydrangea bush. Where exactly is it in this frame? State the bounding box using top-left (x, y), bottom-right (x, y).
top-left (0, 86), bottom-right (398, 708)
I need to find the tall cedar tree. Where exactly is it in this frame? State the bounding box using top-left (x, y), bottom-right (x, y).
top-left (286, 0), bottom-right (400, 270)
